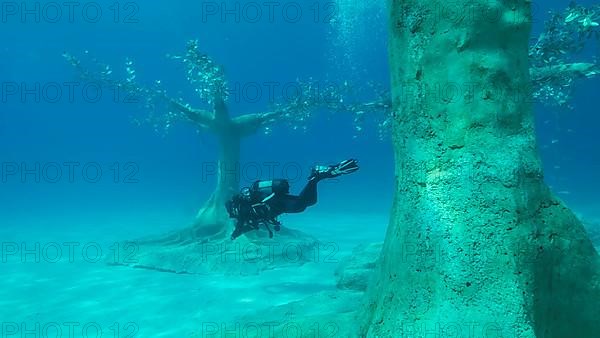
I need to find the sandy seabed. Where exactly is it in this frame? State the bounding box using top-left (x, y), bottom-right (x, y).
top-left (0, 212), bottom-right (387, 337)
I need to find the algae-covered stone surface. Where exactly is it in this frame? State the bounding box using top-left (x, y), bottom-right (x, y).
top-left (334, 219), bottom-right (599, 293)
top-left (359, 1), bottom-right (600, 337)
top-left (584, 220), bottom-right (600, 248)
top-left (334, 242), bottom-right (382, 291)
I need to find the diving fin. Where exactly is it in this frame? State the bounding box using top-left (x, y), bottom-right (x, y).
top-left (330, 159), bottom-right (359, 176)
top-left (310, 159), bottom-right (359, 180)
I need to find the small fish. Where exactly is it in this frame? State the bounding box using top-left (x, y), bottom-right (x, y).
top-left (557, 191), bottom-right (571, 195)
top-left (551, 139), bottom-right (559, 144)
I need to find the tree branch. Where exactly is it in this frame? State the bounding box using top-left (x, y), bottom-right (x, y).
top-left (530, 62), bottom-right (599, 83)
top-left (169, 100), bottom-right (215, 131)
top-left (232, 109), bottom-right (289, 136)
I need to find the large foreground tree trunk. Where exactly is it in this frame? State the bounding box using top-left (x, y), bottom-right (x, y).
top-left (361, 1), bottom-right (600, 336)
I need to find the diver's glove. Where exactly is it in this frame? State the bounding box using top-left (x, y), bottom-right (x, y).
top-left (310, 159), bottom-right (359, 180)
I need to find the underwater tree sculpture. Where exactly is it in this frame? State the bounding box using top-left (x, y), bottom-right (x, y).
top-left (360, 1), bottom-right (600, 336)
top-left (64, 41), bottom-right (388, 273)
top-left (63, 3), bottom-right (598, 275)
top-left (65, 41), bottom-right (390, 242)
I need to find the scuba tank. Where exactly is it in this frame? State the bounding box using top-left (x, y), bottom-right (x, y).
top-left (250, 179), bottom-right (290, 202)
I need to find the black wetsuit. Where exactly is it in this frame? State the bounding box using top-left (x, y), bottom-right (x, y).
top-left (228, 177), bottom-right (320, 239)
top-left (252, 178), bottom-right (318, 217)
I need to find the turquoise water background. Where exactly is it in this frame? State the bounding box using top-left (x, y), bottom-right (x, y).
top-left (0, 0), bottom-right (598, 336)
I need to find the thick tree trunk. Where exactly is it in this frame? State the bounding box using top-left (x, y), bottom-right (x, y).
top-left (361, 1), bottom-right (600, 337)
top-left (192, 132), bottom-right (241, 239)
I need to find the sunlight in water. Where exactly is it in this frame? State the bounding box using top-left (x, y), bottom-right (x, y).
top-left (328, 0), bottom-right (386, 69)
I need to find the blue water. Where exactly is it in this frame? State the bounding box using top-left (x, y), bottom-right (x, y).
top-left (1, 1), bottom-right (599, 337)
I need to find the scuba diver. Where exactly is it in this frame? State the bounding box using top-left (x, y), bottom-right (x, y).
top-left (225, 159), bottom-right (359, 240)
